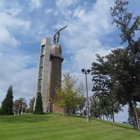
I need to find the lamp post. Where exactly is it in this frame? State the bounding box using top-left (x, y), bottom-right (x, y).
top-left (81, 68), bottom-right (90, 122)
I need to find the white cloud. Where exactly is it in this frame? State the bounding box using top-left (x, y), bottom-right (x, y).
top-left (0, 3), bottom-right (30, 48)
top-left (0, 52), bottom-right (38, 105)
top-left (56, 0), bottom-right (79, 8)
top-left (59, 0), bottom-right (114, 49)
top-left (73, 6), bottom-right (85, 18)
top-left (29, 0), bottom-right (42, 11)
top-left (45, 9), bottom-right (52, 14)
top-left (0, 11), bottom-right (30, 30)
top-left (55, 0), bottom-right (80, 19)
top-left (71, 48), bottom-right (112, 71)
top-left (0, 27), bottom-right (21, 47)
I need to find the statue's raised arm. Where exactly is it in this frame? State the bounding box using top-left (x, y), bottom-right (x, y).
top-left (53, 25), bottom-right (68, 44)
top-left (58, 25), bottom-right (68, 32)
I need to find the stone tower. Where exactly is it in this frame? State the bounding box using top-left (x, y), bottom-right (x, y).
top-left (47, 44), bottom-right (64, 113)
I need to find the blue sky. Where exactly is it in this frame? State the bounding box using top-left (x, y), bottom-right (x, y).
top-left (0, 0), bottom-right (139, 122)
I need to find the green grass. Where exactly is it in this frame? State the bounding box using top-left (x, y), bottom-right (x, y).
top-left (0, 113), bottom-right (139, 140)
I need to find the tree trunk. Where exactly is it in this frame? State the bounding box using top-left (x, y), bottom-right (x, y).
top-left (112, 113), bottom-right (115, 122)
top-left (132, 100), bottom-right (140, 135)
top-left (103, 115), bottom-right (104, 120)
top-left (112, 105), bottom-right (115, 122)
top-left (106, 115), bottom-right (108, 121)
top-left (133, 115), bottom-right (138, 130)
top-left (68, 108), bottom-right (70, 116)
top-left (101, 109), bottom-right (104, 120)
top-left (63, 108), bottom-right (65, 116)
top-left (129, 101), bottom-right (139, 131)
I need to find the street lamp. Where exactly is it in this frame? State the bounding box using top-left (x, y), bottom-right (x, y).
top-left (81, 68), bottom-right (90, 122)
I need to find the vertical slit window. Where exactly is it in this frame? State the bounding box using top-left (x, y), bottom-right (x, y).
top-left (38, 79), bottom-right (42, 91)
top-left (41, 45), bottom-right (45, 54)
top-left (40, 56), bottom-right (44, 66)
top-left (39, 67), bottom-right (43, 78)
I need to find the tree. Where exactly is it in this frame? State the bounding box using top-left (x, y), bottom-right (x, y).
top-left (0, 108), bottom-right (2, 115)
top-left (91, 53), bottom-right (123, 122)
top-left (1, 86), bottom-right (14, 115)
top-left (137, 108), bottom-right (140, 119)
top-left (34, 92), bottom-right (43, 114)
top-left (28, 97), bottom-right (35, 113)
top-left (90, 93), bottom-right (122, 122)
top-left (110, 0), bottom-right (140, 131)
top-left (106, 93), bottom-right (123, 122)
top-left (50, 72), bottom-right (84, 116)
top-left (92, 47), bottom-right (140, 128)
top-left (91, 0), bottom-right (140, 131)
top-left (94, 47), bottom-right (140, 127)
top-left (76, 97), bottom-right (86, 116)
top-left (13, 98), bottom-right (28, 114)
top-left (90, 96), bottom-right (102, 119)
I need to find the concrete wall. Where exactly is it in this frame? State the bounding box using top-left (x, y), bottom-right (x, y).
top-left (35, 38), bottom-right (50, 112)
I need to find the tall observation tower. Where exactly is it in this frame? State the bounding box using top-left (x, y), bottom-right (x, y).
top-left (34, 25), bottom-right (67, 113)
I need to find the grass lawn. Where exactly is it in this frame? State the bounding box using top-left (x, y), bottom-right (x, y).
top-left (0, 113), bottom-right (139, 140)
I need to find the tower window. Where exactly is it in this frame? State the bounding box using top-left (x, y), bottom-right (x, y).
top-left (38, 79), bottom-right (42, 91)
top-left (41, 45), bottom-right (45, 54)
top-left (39, 67), bottom-right (43, 78)
top-left (40, 56), bottom-right (44, 66)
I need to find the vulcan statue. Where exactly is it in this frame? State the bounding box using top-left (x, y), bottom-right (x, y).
top-left (53, 25), bottom-right (68, 44)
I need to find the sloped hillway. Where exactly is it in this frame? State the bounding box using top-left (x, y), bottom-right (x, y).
top-left (0, 113), bottom-right (139, 140)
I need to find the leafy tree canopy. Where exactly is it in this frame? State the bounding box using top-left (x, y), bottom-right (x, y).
top-left (50, 72), bottom-right (84, 115)
top-left (91, 0), bottom-right (140, 130)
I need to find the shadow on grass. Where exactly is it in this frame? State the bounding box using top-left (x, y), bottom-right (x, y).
top-left (111, 123), bottom-right (133, 130)
top-left (92, 118), bottom-right (133, 130)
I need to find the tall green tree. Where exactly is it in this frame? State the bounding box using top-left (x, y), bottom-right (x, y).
top-left (92, 45), bottom-right (140, 128)
top-left (91, 0), bottom-right (140, 130)
top-left (50, 72), bottom-right (84, 116)
top-left (1, 86), bottom-right (14, 115)
top-left (110, 0), bottom-right (140, 131)
top-left (34, 92), bottom-right (43, 114)
top-left (91, 53), bottom-right (123, 122)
